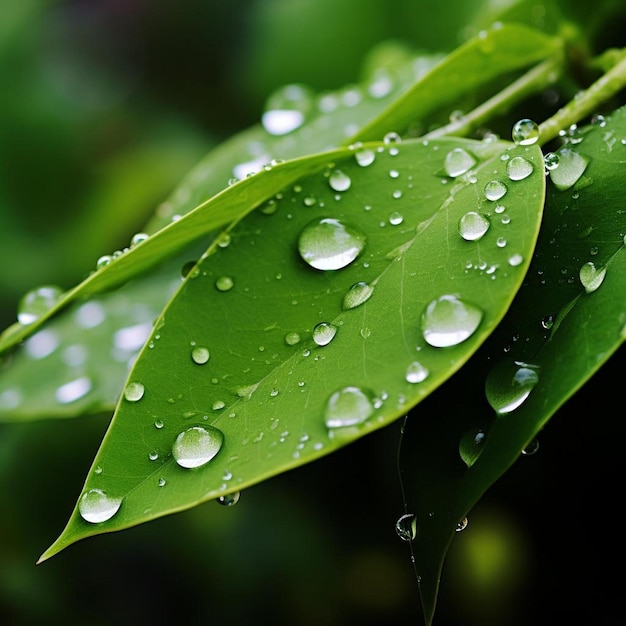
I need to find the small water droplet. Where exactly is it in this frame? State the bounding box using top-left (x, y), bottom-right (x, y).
top-left (543, 152), bottom-right (559, 171)
top-left (389, 211), bottom-right (403, 225)
top-left (456, 517), bottom-right (469, 532)
top-left (405, 361), bottom-right (429, 383)
top-left (313, 322), bottom-right (337, 346)
top-left (191, 346), bottom-right (210, 365)
top-left (458, 212), bottom-right (490, 241)
top-left (579, 262), bottom-right (606, 293)
top-left (444, 147), bottom-right (477, 177)
top-left (355, 149), bottom-right (375, 167)
top-left (79, 489), bottom-right (122, 523)
top-left (324, 386), bottom-right (374, 428)
top-left (485, 358), bottom-right (540, 415)
top-left (17, 285), bottom-right (63, 325)
top-left (383, 132), bottom-right (401, 145)
top-left (217, 492), bottom-right (241, 507)
top-left (484, 180), bottom-right (507, 201)
top-left (459, 427), bottom-right (487, 467)
top-left (284, 332), bottom-right (301, 346)
top-left (328, 169), bottom-right (352, 192)
top-left (298, 218), bottom-right (366, 270)
top-left (148, 451), bottom-right (159, 461)
top-left (421, 295), bottom-right (483, 347)
top-left (154, 419), bottom-right (164, 429)
top-left (172, 425), bottom-right (224, 469)
top-left (342, 281), bottom-right (374, 310)
top-left (96, 255), bottom-right (112, 269)
top-left (512, 119), bottom-right (540, 145)
top-left (522, 438), bottom-right (540, 455)
top-left (395, 513), bottom-right (417, 541)
top-left (158, 478), bottom-right (167, 487)
top-left (215, 276), bottom-right (234, 292)
top-left (130, 232), bottom-right (149, 247)
top-left (506, 156), bottom-right (534, 181)
top-left (124, 382), bottom-right (145, 402)
top-left (549, 148), bottom-right (589, 190)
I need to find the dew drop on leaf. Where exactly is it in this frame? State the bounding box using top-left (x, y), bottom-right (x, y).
top-left (506, 156), bottom-right (534, 180)
top-left (355, 148), bottom-right (375, 167)
top-left (511, 118), bottom-right (540, 145)
top-left (124, 381), bottom-right (145, 402)
top-left (421, 295), bottom-right (483, 347)
top-left (459, 427), bottom-right (487, 467)
top-left (191, 346), bottom-right (210, 365)
top-left (79, 489), bottom-right (122, 524)
top-left (395, 513), bottom-right (417, 541)
top-left (405, 361), bottom-right (429, 383)
top-left (298, 218), bottom-right (366, 270)
top-left (215, 276), bottom-right (234, 292)
top-left (17, 285), bottom-right (63, 325)
top-left (284, 332), bottom-right (301, 346)
top-left (444, 147), bottom-right (477, 177)
top-left (324, 386), bottom-right (374, 428)
top-left (579, 261), bottom-right (606, 293)
top-left (217, 491), bottom-right (241, 507)
top-left (458, 212), bottom-right (490, 241)
top-left (485, 359), bottom-right (540, 415)
top-left (549, 148), bottom-right (589, 190)
top-left (543, 152), bottom-right (559, 171)
top-left (313, 322), bottom-right (338, 346)
top-left (172, 425), bottom-right (224, 469)
top-left (456, 517), bottom-right (469, 532)
top-left (342, 281), bottom-right (374, 310)
top-left (484, 180), bottom-right (507, 201)
top-left (328, 169), bottom-right (352, 192)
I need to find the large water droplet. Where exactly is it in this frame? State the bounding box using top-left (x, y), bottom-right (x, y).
top-left (421, 295), bottom-right (483, 347)
top-left (484, 180), bottom-right (507, 201)
top-left (324, 386), bottom-right (374, 428)
top-left (343, 281), bottom-right (374, 310)
top-left (458, 212), bottom-right (490, 241)
top-left (579, 262), bottom-right (606, 293)
top-left (405, 361), bottom-right (429, 383)
top-left (549, 148), bottom-right (589, 191)
top-left (313, 322), bottom-right (337, 346)
top-left (328, 169), bottom-right (352, 192)
top-left (17, 285), bottom-right (63, 325)
top-left (261, 84), bottom-right (313, 135)
top-left (459, 427), bottom-right (487, 467)
top-left (79, 489), bottom-right (122, 523)
top-left (485, 358), bottom-right (540, 415)
top-left (191, 346), bottom-right (210, 365)
top-left (444, 147), bottom-right (477, 177)
top-left (298, 218), bottom-right (366, 270)
top-left (124, 381), bottom-right (145, 402)
top-left (172, 425), bottom-right (224, 469)
top-left (506, 156), bottom-right (534, 180)
top-left (512, 119), bottom-right (540, 145)
top-left (395, 513), bottom-right (417, 541)
top-left (355, 148), bottom-right (375, 167)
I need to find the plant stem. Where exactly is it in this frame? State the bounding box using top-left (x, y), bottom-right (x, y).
top-left (537, 52), bottom-right (626, 146)
top-left (423, 57), bottom-right (563, 141)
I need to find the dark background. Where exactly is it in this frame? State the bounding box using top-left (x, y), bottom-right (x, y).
top-left (1, 1), bottom-right (624, 624)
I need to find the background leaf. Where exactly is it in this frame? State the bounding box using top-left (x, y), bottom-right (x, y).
top-left (398, 107), bottom-right (626, 625)
top-left (39, 134), bottom-right (545, 561)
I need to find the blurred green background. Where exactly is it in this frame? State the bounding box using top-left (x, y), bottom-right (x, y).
top-left (1, 1), bottom-right (625, 624)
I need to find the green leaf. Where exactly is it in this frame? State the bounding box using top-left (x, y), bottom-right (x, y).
top-left (397, 107), bottom-right (626, 625)
top-left (38, 135), bottom-right (545, 562)
top-left (349, 22), bottom-right (563, 143)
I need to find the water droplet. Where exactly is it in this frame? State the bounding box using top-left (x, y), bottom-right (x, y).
top-left (191, 346), bottom-right (210, 365)
top-left (405, 361), bottom-right (429, 383)
top-left (55, 377), bottom-right (92, 404)
top-left (79, 489), bottom-right (122, 523)
top-left (94, 466), bottom-right (103, 475)
top-left (130, 232), bottom-right (149, 247)
top-left (383, 131), bottom-right (402, 145)
top-left (459, 427), bottom-right (487, 467)
top-left (543, 152), bottom-right (559, 171)
top-left (579, 262), bottom-right (606, 293)
top-left (158, 478), bottom-right (167, 487)
top-left (389, 211), bottom-right (403, 225)
top-left (355, 149), bottom-right (375, 167)
top-left (328, 169), bottom-right (352, 192)
top-left (444, 147), bottom-right (477, 177)
top-left (124, 382), bottom-right (145, 402)
top-left (298, 218), bottom-right (366, 270)
top-left (549, 148), bottom-right (589, 190)
top-left (96, 255), bottom-right (112, 269)
top-left (212, 400), bottom-right (225, 411)
top-left (458, 212), bottom-right (490, 241)
top-left (154, 419), bottom-right (164, 429)
top-left (485, 358), bottom-right (540, 415)
top-left (395, 513), bottom-right (417, 541)
top-left (215, 276), bottom-right (234, 292)
top-left (456, 517), bottom-right (469, 532)
top-left (284, 332), bottom-right (301, 346)
top-left (172, 425), bottom-right (224, 469)
top-left (342, 281), bottom-right (374, 310)
top-left (484, 180), bottom-right (507, 201)
top-left (148, 451), bottom-right (159, 461)
top-left (261, 84), bottom-right (313, 135)
top-left (324, 386), bottom-right (374, 428)
top-left (506, 156), bottom-right (534, 181)
top-left (17, 285), bottom-right (63, 325)
top-left (313, 322), bottom-right (337, 346)
top-left (421, 295), bottom-right (483, 347)
top-left (217, 492), bottom-right (241, 506)
top-left (512, 119), bottom-right (539, 145)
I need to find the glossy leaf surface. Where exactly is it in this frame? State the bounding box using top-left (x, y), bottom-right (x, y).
top-left (398, 109), bottom-right (626, 625)
top-left (40, 135), bottom-right (545, 561)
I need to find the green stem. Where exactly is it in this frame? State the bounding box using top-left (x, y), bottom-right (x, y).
top-left (538, 53), bottom-right (626, 146)
top-left (423, 56), bottom-right (563, 141)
